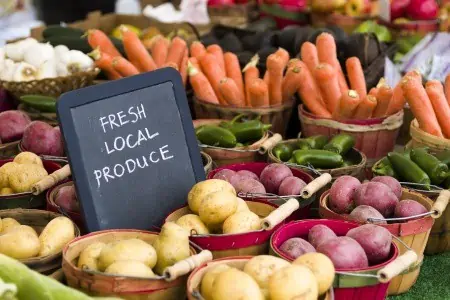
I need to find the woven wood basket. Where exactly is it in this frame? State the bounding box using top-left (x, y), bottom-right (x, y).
top-left (0, 68), bottom-right (100, 98)
top-left (0, 208), bottom-right (80, 274)
top-left (187, 256), bottom-right (333, 300)
top-left (408, 119), bottom-right (450, 153)
top-left (193, 97), bottom-right (295, 137)
top-left (0, 140), bottom-right (19, 158)
top-left (319, 189), bottom-right (436, 295)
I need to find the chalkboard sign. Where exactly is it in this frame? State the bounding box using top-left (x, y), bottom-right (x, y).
top-left (57, 68), bottom-right (205, 232)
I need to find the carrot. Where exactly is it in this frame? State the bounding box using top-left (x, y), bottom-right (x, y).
top-left (266, 54), bottom-right (285, 105)
top-left (445, 74), bottom-right (450, 106)
top-left (316, 33), bottom-right (348, 93)
top-left (150, 35), bottom-right (170, 67)
top-left (297, 63), bottom-right (331, 118)
top-left (301, 42), bottom-right (319, 75)
top-left (190, 41), bottom-right (206, 61)
top-left (385, 70), bottom-right (422, 115)
top-left (263, 71), bottom-right (270, 85)
top-left (200, 53), bottom-right (226, 105)
top-left (224, 52), bottom-right (245, 102)
top-left (248, 78), bottom-right (269, 107)
top-left (353, 95), bottom-right (377, 119)
top-left (188, 62), bottom-right (219, 104)
top-left (166, 37), bottom-right (187, 69)
top-left (112, 56), bottom-right (139, 77)
top-left (314, 63), bottom-right (342, 113)
top-left (162, 62), bottom-right (178, 70)
top-left (332, 90), bottom-right (361, 120)
top-left (180, 49), bottom-right (188, 87)
top-left (346, 57), bottom-right (366, 99)
top-left (407, 69), bottom-right (422, 84)
top-left (372, 84), bottom-right (393, 118)
top-left (243, 55), bottom-right (260, 107)
top-left (206, 44), bottom-right (225, 71)
top-left (86, 29), bottom-right (122, 58)
top-left (121, 26), bottom-right (156, 72)
top-left (274, 47), bottom-right (290, 66)
top-left (188, 57), bottom-right (200, 70)
top-left (426, 80), bottom-right (450, 138)
top-left (282, 59), bottom-right (302, 102)
top-left (88, 48), bottom-right (122, 80)
top-left (219, 78), bottom-right (246, 107)
top-left (401, 76), bottom-right (443, 137)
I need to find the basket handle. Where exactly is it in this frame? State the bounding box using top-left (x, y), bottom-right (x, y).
top-left (260, 198), bottom-right (299, 230)
top-left (301, 173), bottom-right (332, 199)
top-left (31, 164), bottom-right (71, 195)
top-left (431, 189), bottom-right (450, 219)
top-left (258, 133), bottom-right (282, 154)
top-left (377, 250), bottom-right (418, 283)
top-left (163, 250), bottom-right (213, 282)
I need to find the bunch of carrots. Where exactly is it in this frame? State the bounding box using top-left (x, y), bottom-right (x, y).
top-left (86, 27), bottom-right (188, 85)
top-left (188, 42), bottom-right (294, 107)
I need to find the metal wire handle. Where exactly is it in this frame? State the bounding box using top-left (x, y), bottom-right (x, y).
top-left (284, 162), bottom-right (324, 177)
top-left (399, 181), bottom-right (443, 192)
top-left (237, 191), bottom-right (299, 202)
top-left (367, 211), bottom-right (435, 223)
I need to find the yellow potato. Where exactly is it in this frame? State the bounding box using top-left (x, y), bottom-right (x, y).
top-left (97, 238), bottom-right (157, 271)
top-left (1, 218), bottom-right (20, 234)
top-left (269, 265), bottom-right (318, 300)
top-left (0, 218), bottom-right (2, 232)
top-left (2, 225), bottom-right (38, 237)
top-left (293, 252), bottom-right (335, 295)
top-left (199, 191), bottom-right (237, 227)
top-left (104, 260), bottom-right (155, 278)
top-left (0, 230), bottom-right (40, 259)
top-left (0, 187), bottom-right (14, 195)
top-left (0, 162), bottom-right (18, 189)
top-left (39, 217), bottom-right (75, 257)
top-left (13, 152), bottom-right (43, 167)
top-left (223, 211), bottom-right (261, 234)
top-left (213, 268), bottom-right (264, 300)
top-left (188, 179), bottom-right (235, 214)
top-left (176, 214), bottom-right (209, 235)
top-left (236, 197), bottom-right (249, 212)
top-left (200, 264), bottom-right (231, 300)
top-left (243, 255), bottom-right (290, 290)
top-left (77, 242), bottom-right (106, 271)
top-left (9, 164), bottom-right (48, 193)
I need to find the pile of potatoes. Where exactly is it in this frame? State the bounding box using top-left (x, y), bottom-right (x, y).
top-left (180, 179), bottom-right (262, 235)
top-left (329, 175), bottom-right (428, 222)
top-left (0, 216), bottom-right (75, 259)
top-left (0, 152), bottom-right (48, 195)
top-left (199, 253), bottom-right (335, 300)
top-left (77, 222), bottom-right (190, 278)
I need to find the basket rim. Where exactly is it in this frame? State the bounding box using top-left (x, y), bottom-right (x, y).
top-left (0, 68), bottom-right (100, 86)
top-left (46, 180), bottom-right (81, 217)
top-left (0, 139), bottom-right (20, 150)
top-left (18, 140), bottom-right (68, 160)
top-left (193, 96), bottom-right (295, 113)
top-left (410, 119), bottom-right (450, 148)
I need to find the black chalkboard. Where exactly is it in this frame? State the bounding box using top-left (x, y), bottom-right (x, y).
top-left (57, 68), bottom-right (205, 232)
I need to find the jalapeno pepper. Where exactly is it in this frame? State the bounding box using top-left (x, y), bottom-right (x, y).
top-left (221, 115), bottom-right (271, 144)
top-left (196, 125), bottom-right (237, 148)
top-left (402, 148), bottom-right (412, 159)
top-left (387, 152), bottom-right (430, 189)
top-left (272, 143), bottom-right (295, 162)
top-left (293, 149), bottom-right (343, 169)
top-left (297, 139), bottom-right (311, 150)
top-left (323, 134), bottom-right (355, 155)
top-left (434, 151), bottom-right (450, 167)
top-left (372, 157), bottom-right (397, 177)
top-left (287, 157), bottom-right (296, 163)
top-left (410, 148), bottom-right (449, 185)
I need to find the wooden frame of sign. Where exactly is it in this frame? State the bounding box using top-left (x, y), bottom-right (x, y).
top-left (57, 68), bottom-right (205, 232)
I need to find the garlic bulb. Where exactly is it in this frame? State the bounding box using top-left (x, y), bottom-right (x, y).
top-left (37, 59), bottom-right (57, 80)
top-left (13, 62), bottom-right (37, 82)
top-left (4, 38), bottom-right (38, 62)
top-left (0, 48), bottom-right (5, 68)
top-left (54, 45), bottom-right (69, 61)
top-left (23, 43), bottom-right (55, 68)
top-left (61, 50), bottom-right (94, 74)
top-left (0, 59), bottom-right (17, 81)
top-left (56, 62), bottom-right (69, 77)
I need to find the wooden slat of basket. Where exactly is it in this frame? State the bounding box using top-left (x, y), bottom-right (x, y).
top-left (0, 140), bottom-right (19, 158)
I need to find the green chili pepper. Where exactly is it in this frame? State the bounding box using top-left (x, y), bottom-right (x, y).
top-left (297, 135), bottom-right (329, 150)
top-left (236, 142), bottom-right (244, 147)
top-left (297, 139), bottom-right (311, 150)
top-left (272, 143), bottom-right (295, 162)
top-left (196, 125), bottom-right (237, 148)
top-left (387, 152), bottom-right (430, 189)
top-left (224, 121), bottom-right (271, 144)
top-left (433, 151), bottom-right (450, 167)
top-left (293, 149), bottom-right (343, 169)
top-left (410, 148), bottom-right (449, 185)
top-left (287, 157), bottom-right (296, 163)
top-left (372, 157), bottom-right (397, 177)
top-left (323, 134), bottom-right (355, 155)
top-left (19, 95), bottom-right (57, 113)
top-left (402, 148), bottom-right (412, 159)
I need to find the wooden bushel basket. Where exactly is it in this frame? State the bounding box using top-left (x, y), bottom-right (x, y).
top-left (62, 229), bottom-right (213, 300)
top-left (298, 105), bottom-right (403, 165)
top-left (187, 256), bottom-right (333, 300)
top-left (270, 219), bottom-right (416, 300)
top-left (193, 97), bottom-right (295, 136)
top-left (0, 140), bottom-right (19, 158)
top-left (201, 151), bottom-right (213, 175)
top-left (407, 119), bottom-right (450, 153)
top-left (318, 189), bottom-right (445, 295)
top-left (0, 209), bottom-right (80, 274)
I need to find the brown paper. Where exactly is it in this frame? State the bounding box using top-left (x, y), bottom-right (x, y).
top-left (31, 165), bottom-right (71, 195)
top-left (163, 250), bottom-right (213, 281)
top-left (261, 198), bottom-right (299, 230)
top-left (301, 173), bottom-right (332, 199)
top-left (377, 250), bottom-right (418, 283)
top-left (431, 189), bottom-right (450, 218)
top-left (258, 133), bottom-right (282, 154)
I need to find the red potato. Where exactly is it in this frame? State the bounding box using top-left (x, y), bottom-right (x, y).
top-left (280, 237), bottom-right (316, 260)
top-left (346, 224), bottom-right (392, 265)
top-left (236, 170), bottom-right (259, 181)
top-left (308, 225), bottom-right (337, 248)
top-left (394, 200), bottom-right (428, 221)
top-left (349, 205), bottom-right (386, 224)
top-left (55, 185), bottom-right (79, 212)
top-left (278, 176), bottom-right (307, 196)
top-left (371, 176), bottom-right (402, 199)
top-left (213, 169), bottom-right (237, 183)
top-left (235, 178), bottom-right (266, 195)
top-left (329, 176), bottom-right (361, 214)
top-left (21, 121), bottom-right (64, 156)
top-left (354, 182), bottom-right (399, 217)
top-left (317, 236), bottom-right (369, 270)
top-left (260, 163), bottom-right (293, 194)
top-left (0, 110), bottom-right (31, 143)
